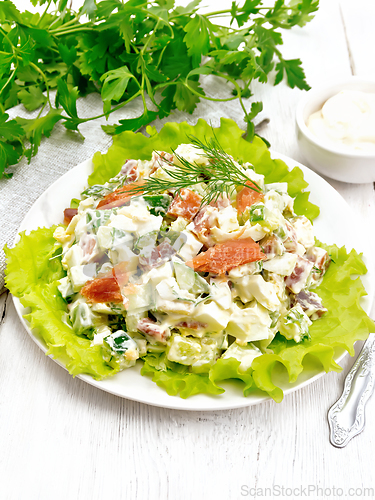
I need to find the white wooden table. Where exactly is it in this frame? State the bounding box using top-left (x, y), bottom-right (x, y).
top-left (2, 1), bottom-right (375, 499)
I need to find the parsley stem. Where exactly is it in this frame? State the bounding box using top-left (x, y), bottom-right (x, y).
top-left (50, 24), bottom-right (94, 36)
top-left (27, 61), bottom-right (52, 111)
top-left (0, 26), bottom-right (15, 50)
top-left (48, 14), bottom-right (80, 31)
top-left (203, 6), bottom-right (289, 18)
top-left (183, 81), bottom-right (238, 103)
top-left (140, 9), bottom-right (174, 38)
top-left (49, 21), bottom-right (92, 32)
top-left (39, 0), bottom-right (53, 25)
top-left (141, 20), bottom-right (160, 54)
top-left (221, 75), bottom-right (249, 117)
top-left (74, 90), bottom-right (142, 123)
top-left (0, 64), bottom-right (17, 97)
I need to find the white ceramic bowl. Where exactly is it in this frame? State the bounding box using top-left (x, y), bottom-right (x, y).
top-left (296, 77), bottom-right (375, 183)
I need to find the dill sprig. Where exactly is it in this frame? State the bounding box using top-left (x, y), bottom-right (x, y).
top-left (127, 134), bottom-right (262, 206)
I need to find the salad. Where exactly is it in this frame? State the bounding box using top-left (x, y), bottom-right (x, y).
top-left (5, 119), bottom-right (374, 402)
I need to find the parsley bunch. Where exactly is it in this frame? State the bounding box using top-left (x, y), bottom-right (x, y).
top-left (0, 0), bottom-right (318, 178)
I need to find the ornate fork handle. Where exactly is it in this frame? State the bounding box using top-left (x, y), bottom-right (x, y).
top-left (328, 333), bottom-right (375, 448)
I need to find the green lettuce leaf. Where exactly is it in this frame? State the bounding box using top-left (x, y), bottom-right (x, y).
top-left (250, 243), bottom-right (375, 402)
top-left (4, 228), bottom-right (119, 380)
top-left (89, 118), bottom-right (319, 221)
top-left (141, 353), bottom-right (224, 398)
top-left (209, 358), bottom-right (254, 396)
top-left (5, 226), bottom-right (62, 295)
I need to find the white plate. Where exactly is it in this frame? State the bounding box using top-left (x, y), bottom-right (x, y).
top-left (13, 152), bottom-right (374, 411)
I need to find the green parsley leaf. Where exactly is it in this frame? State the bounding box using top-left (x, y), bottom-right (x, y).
top-left (183, 15), bottom-right (211, 63)
top-left (58, 44), bottom-right (77, 67)
top-left (111, 108), bottom-right (159, 134)
top-left (17, 108), bottom-right (63, 159)
top-left (0, 113), bottom-right (25, 142)
top-left (173, 80), bottom-right (203, 113)
top-left (17, 86), bottom-right (47, 112)
top-left (56, 78), bottom-right (79, 118)
top-left (0, 0), bottom-right (22, 23)
top-left (100, 66), bottom-right (136, 102)
top-left (0, 0), bottom-right (317, 178)
top-left (275, 58), bottom-right (310, 90)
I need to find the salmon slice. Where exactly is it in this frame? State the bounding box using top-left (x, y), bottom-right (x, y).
top-left (80, 263), bottom-right (129, 303)
top-left (236, 181), bottom-right (264, 214)
top-left (97, 181), bottom-right (145, 210)
top-left (63, 208), bottom-right (78, 225)
top-left (167, 188), bottom-right (202, 221)
top-left (186, 238), bottom-right (266, 274)
top-left (81, 276), bottom-right (123, 303)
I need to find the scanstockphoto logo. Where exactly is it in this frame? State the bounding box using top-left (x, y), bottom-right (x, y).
top-left (240, 484), bottom-right (375, 498)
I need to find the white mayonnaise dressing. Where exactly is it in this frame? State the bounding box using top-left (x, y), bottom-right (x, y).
top-left (307, 90), bottom-right (375, 152)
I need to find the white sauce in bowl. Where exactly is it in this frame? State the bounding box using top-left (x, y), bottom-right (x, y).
top-left (307, 90), bottom-right (375, 152)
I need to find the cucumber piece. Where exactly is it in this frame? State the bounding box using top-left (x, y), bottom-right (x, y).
top-left (69, 300), bottom-right (95, 338)
top-left (174, 260), bottom-right (209, 294)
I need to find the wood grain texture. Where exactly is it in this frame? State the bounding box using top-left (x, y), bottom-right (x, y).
top-left (340, 0), bottom-right (375, 78)
top-left (2, 1), bottom-right (375, 500)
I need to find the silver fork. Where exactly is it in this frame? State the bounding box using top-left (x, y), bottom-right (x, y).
top-left (328, 333), bottom-right (375, 447)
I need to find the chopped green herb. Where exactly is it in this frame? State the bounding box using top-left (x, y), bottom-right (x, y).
top-left (249, 204), bottom-right (265, 223)
top-left (143, 194), bottom-right (172, 216)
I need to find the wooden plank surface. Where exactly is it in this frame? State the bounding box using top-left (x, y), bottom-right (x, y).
top-left (2, 1), bottom-right (375, 500)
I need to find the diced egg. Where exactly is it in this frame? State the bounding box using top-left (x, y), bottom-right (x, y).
top-left (109, 214), bottom-right (138, 233)
top-left (279, 305), bottom-right (312, 343)
top-left (263, 253), bottom-right (298, 276)
top-left (238, 222), bottom-right (267, 242)
top-left (232, 274), bottom-right (280, 311)
top-left (226, 301), bottom-right (272, 343)
top-left (74, 214), bottom-right (90, 240)
top-left (210, 279), bottom-right (232, 310)
top-left (189, 300), bottom-right (230, 332)
top-left (175, 230), bottom-right (203, 261)
top-left (57, 276), bottom-right (73, 298)
top-left (96, 225), bottom-right (113, 250)
top-left (91, 302), bottom-right (113, 314)
top-left (170, 216), bottom-right (189, 232)
top-left (216, 206), bottom-right (240, 232)
top-left (114, 206), bottom-right (163, 237)
top-left (62, 244), bottom-right (84, 269)
top-left (68, 265), bottom-right (92, 292)
top-left (91, 325), bottom-right (112, 346)
top-left (78, 197), bottom-right (95, 213)
top-left (174, 143), bottom-right (210, 166)
top-left (242, 165), bottom-right (265, 190)
top-left (228, 261), bottom-right (263, 279)
top-left (264, 189), bottom-right (287, 213)
top-left (291, 216), bottom-right (315, 249)
top-left (145, 262), bottom-right (174, 287)
top-left (53, 226), bottom-right (72, 244)
top-left (66, 214), bottom-right (80, 235)
top-left (265, 182), bottom-right (288, 194)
